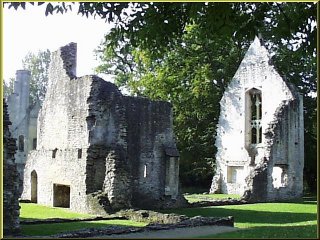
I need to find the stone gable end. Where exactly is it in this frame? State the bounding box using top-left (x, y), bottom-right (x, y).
top-left (210, 37), bottom-right (304, 202)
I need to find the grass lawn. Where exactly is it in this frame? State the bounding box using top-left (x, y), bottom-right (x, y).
top-left (19, 203), bottom-right (146, 236)
top-left (162, 196), bottom-right (318, 239)
top-left (20, 196), bottom-right (318, 238)
top-left (21, 220), bottom-right (147, 236)
top-left (20, 203), bottom-right (93, 220)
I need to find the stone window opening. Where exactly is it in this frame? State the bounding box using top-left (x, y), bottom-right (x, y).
top-left (31, 170), bottom-right (38, 203)
top-left (164, 147), bottom-right (180, 198)
top-left (272, 165), bottom-right (288, 189)
top-left (227, 166), bottom-right (244, 184)
top-left (143, 164), bottom-right (147, 178)
top-left (250, 90), bottom-right (262, 144)
top-left (165, 157), bottom-right (177, 196)
top-left (18, 135), bottom-right (24, 151)
top-left (32, 138), bottom-right (37, 150)
top-left (78, 149), bottom-right (82, 159)
top-left (52, 148), bottom-right (58, 158)
top-left (245, 88), bottom-right (262, 148)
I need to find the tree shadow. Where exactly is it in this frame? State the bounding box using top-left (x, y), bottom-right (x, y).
top-left (164, 206), bottom-right (316, 225)
top-left (275, 196), bottom-right (317, 205)
top-left (287, 200), bottom-right (317, 205)
top-left (207, 224), bottom-right (317, 239)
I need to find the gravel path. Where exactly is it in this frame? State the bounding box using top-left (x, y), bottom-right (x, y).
top-left (91, 225), bottom-right (238, 239)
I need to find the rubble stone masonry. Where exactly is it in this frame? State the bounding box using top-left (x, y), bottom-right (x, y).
top-left (21, 43), bottom-right (186, 214)
top-left (3, 100), bottom-right (20, 235)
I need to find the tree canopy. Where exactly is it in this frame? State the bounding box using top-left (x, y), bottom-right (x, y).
top-left (22, 49), bottom-right (51, 105)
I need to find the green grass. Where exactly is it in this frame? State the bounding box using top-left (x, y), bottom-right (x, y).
top-left (20, 197), bottom-right (318, 238)
top-left (21, 220), bottom-right (147, 236)
top-left (184, 193), bottom-right (241, 203)
top-left (163, 196), bottom-right (318, 238)
top-left (19, 203), bottom-right (146, 236)
top-left (20, 203), bottom-right (93, 220)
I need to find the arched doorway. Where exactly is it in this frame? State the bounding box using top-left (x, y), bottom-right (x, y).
top-left (31, 170), bottom-right (38, 203)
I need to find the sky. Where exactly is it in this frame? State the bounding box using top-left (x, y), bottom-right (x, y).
top-left (3, 3), bottom-right (113, 82)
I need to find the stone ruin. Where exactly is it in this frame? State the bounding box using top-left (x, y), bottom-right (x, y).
top-left (21, 43), bottom-right (186, 214)
top-left (7, 70), bottom-right (41, 194)
top-left (210, 37), bottom-right (304, 202)
top-left (3, 99), bottom-right (21, 235)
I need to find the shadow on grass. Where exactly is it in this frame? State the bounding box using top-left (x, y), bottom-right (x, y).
top-left (200, 224), bottom-right (317, 239)
top-left (285, 200), bottom-right (317, 205)
top-left (20, 217), bottom-right (34, 221)
top-left (162, 207), bottom-right (316, 225)
top-left (21, 220), bottom-right (145, 236)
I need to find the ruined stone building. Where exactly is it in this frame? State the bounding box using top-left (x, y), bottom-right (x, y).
top-left (21, 43), bottom-right (184, 214)
top-left (210, 37), bottom-right (304, 202)
top-left (7, 70), bottom-right (41, 193)
top-left (3, 100), bottom-right (20, 235)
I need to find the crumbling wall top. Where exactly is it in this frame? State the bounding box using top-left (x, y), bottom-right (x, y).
top-left (49, 42), bottom-right (77, 80)
top-left (59, 42), bottom-right (77, 79)
top-left (16, 70), bottom-right (31, 76)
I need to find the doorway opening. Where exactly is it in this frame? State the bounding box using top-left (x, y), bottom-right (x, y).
top-left (53, 184), bottom-right (70, 208)
top-left (31, 170), bottom-right (38, 203)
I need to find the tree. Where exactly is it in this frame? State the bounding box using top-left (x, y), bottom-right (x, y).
top-left (3, 78), bottom-right (15, 100)
top-left (22, 49), bottom-right (51, 105)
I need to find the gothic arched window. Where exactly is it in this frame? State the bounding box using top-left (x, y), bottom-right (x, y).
top-left (245, 88), bottom-right (262, 147)
top-left (250, 90), bottom-right (262, 144)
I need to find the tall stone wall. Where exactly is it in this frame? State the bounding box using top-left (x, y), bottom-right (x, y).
top-left (210, 37), bottom-right (304, 202)
top-left (7, 70), bottom-right (31, 190)
top-left (264, 97), bottom-right (304, 200)
top-left (3, 100), bottom-right (20, 235)
top-left (84, 76), bottom-right (182, 212)
top-left (124, 96), bottom-right (180, 209)
top-left (7, 70), bottom-right (41, 195)
top-left (85, 76), bottom-right (131, 211)
top-left (37, 43), bottom-right (89, 150)
top-left (8, 70), bottom-right (30, 126)
top-left (22, 43), bottom-right (91, 213)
